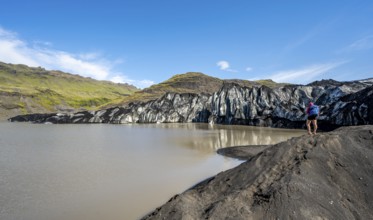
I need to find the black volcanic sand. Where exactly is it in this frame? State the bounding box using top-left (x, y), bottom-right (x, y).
top-left (142, 126), bottom-right (373, 220)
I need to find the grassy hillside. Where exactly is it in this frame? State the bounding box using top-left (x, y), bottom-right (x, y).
top-left (0, 62), bottom-right (138, 120)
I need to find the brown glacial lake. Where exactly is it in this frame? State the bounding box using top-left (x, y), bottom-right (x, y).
top-left (0, 123), bottom-right (304, 220)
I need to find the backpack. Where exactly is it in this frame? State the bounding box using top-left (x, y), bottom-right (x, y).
top-left (309, 105), bottom-right (319, 115)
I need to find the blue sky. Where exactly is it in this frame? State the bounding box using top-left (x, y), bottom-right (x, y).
top-left (0, 0), bottom-right (373, 88)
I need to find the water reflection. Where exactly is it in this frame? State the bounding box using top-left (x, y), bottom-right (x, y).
top-left (163, 123), bottom-right (304, 152)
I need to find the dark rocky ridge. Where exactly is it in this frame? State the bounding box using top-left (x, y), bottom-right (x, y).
top-left (9, 78), bottom-right (373, 130)
top-left (142, 125), bottom-right (373, 220)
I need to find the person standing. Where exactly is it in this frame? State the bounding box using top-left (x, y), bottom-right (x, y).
top-left (306, 102), bottom-right (319, 135)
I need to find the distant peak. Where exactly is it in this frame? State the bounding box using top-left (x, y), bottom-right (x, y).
top-left (170, 72), bottom-right (210, 78)
top-left (253, 79), bottom-right (289, 88)
top-left (307, 79), bottom-right (342, 86)
top-left (255, 79), bottom-right (276, 83)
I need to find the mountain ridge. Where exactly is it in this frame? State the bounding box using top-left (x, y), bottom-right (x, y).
top-left (4, 61), bottom-right (373, 126)
top-left (9, 77), bottom-right (373, 131)
top-left (0, 62), bottom-right (290, 120)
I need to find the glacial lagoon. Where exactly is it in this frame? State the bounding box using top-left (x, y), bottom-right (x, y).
top-left (0, 122), bottom-right (304, 220)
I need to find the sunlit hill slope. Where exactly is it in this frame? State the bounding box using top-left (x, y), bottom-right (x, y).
top-left (0, 62), bottom-right (138, 120)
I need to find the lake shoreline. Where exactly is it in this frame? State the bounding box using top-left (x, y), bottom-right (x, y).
top-left (142, 125), bottom-right (373, 219)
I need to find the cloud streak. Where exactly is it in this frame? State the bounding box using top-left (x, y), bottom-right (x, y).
top-left (284, 17), bottom-right (339, 52)
top-left (0, 27), bottom-right (153, 88)
top-left (265, 62), bottom-right (346, 84)
top-left (346, 35), bottom-right (373, 51)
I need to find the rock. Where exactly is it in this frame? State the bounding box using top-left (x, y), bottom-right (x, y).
top-left (8, 80), bottom-right (373, 130)
top-left (141, 125), bottom-right (373, 220)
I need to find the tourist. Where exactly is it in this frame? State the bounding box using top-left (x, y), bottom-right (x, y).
top-left (306, 102), bottom-right (319, 135)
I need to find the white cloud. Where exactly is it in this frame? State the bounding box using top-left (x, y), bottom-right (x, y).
top-left (43, 51), bottom-right (110, 80)
top-left (78, 52), bottom-right (101, 60)
top-left (217, 60), bottom-right (230, 70)
top-left (137, 79), bottom-right (155, 88)
top-left (266, 62), bottom-right (346, 84)
top-left (33, 40), bottom-right (53, 47)
top-left (110, 75), bottom-right (155, 88)
top-left (216, 60), bottom-right (237, 72)
top-left (246, 67), bottom-right (253, 72)
top-left (0, 28), bottom-right (40, 66)
top-left (0, 27), bottom-right (17, 38)
top-left (0, 26), bottom-right (152, 88)
top-left (110, 75), bottom-right (126, 84)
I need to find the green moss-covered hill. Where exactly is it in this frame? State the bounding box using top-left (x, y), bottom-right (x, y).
top-left (0, 62), bottom-right (138, 120)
